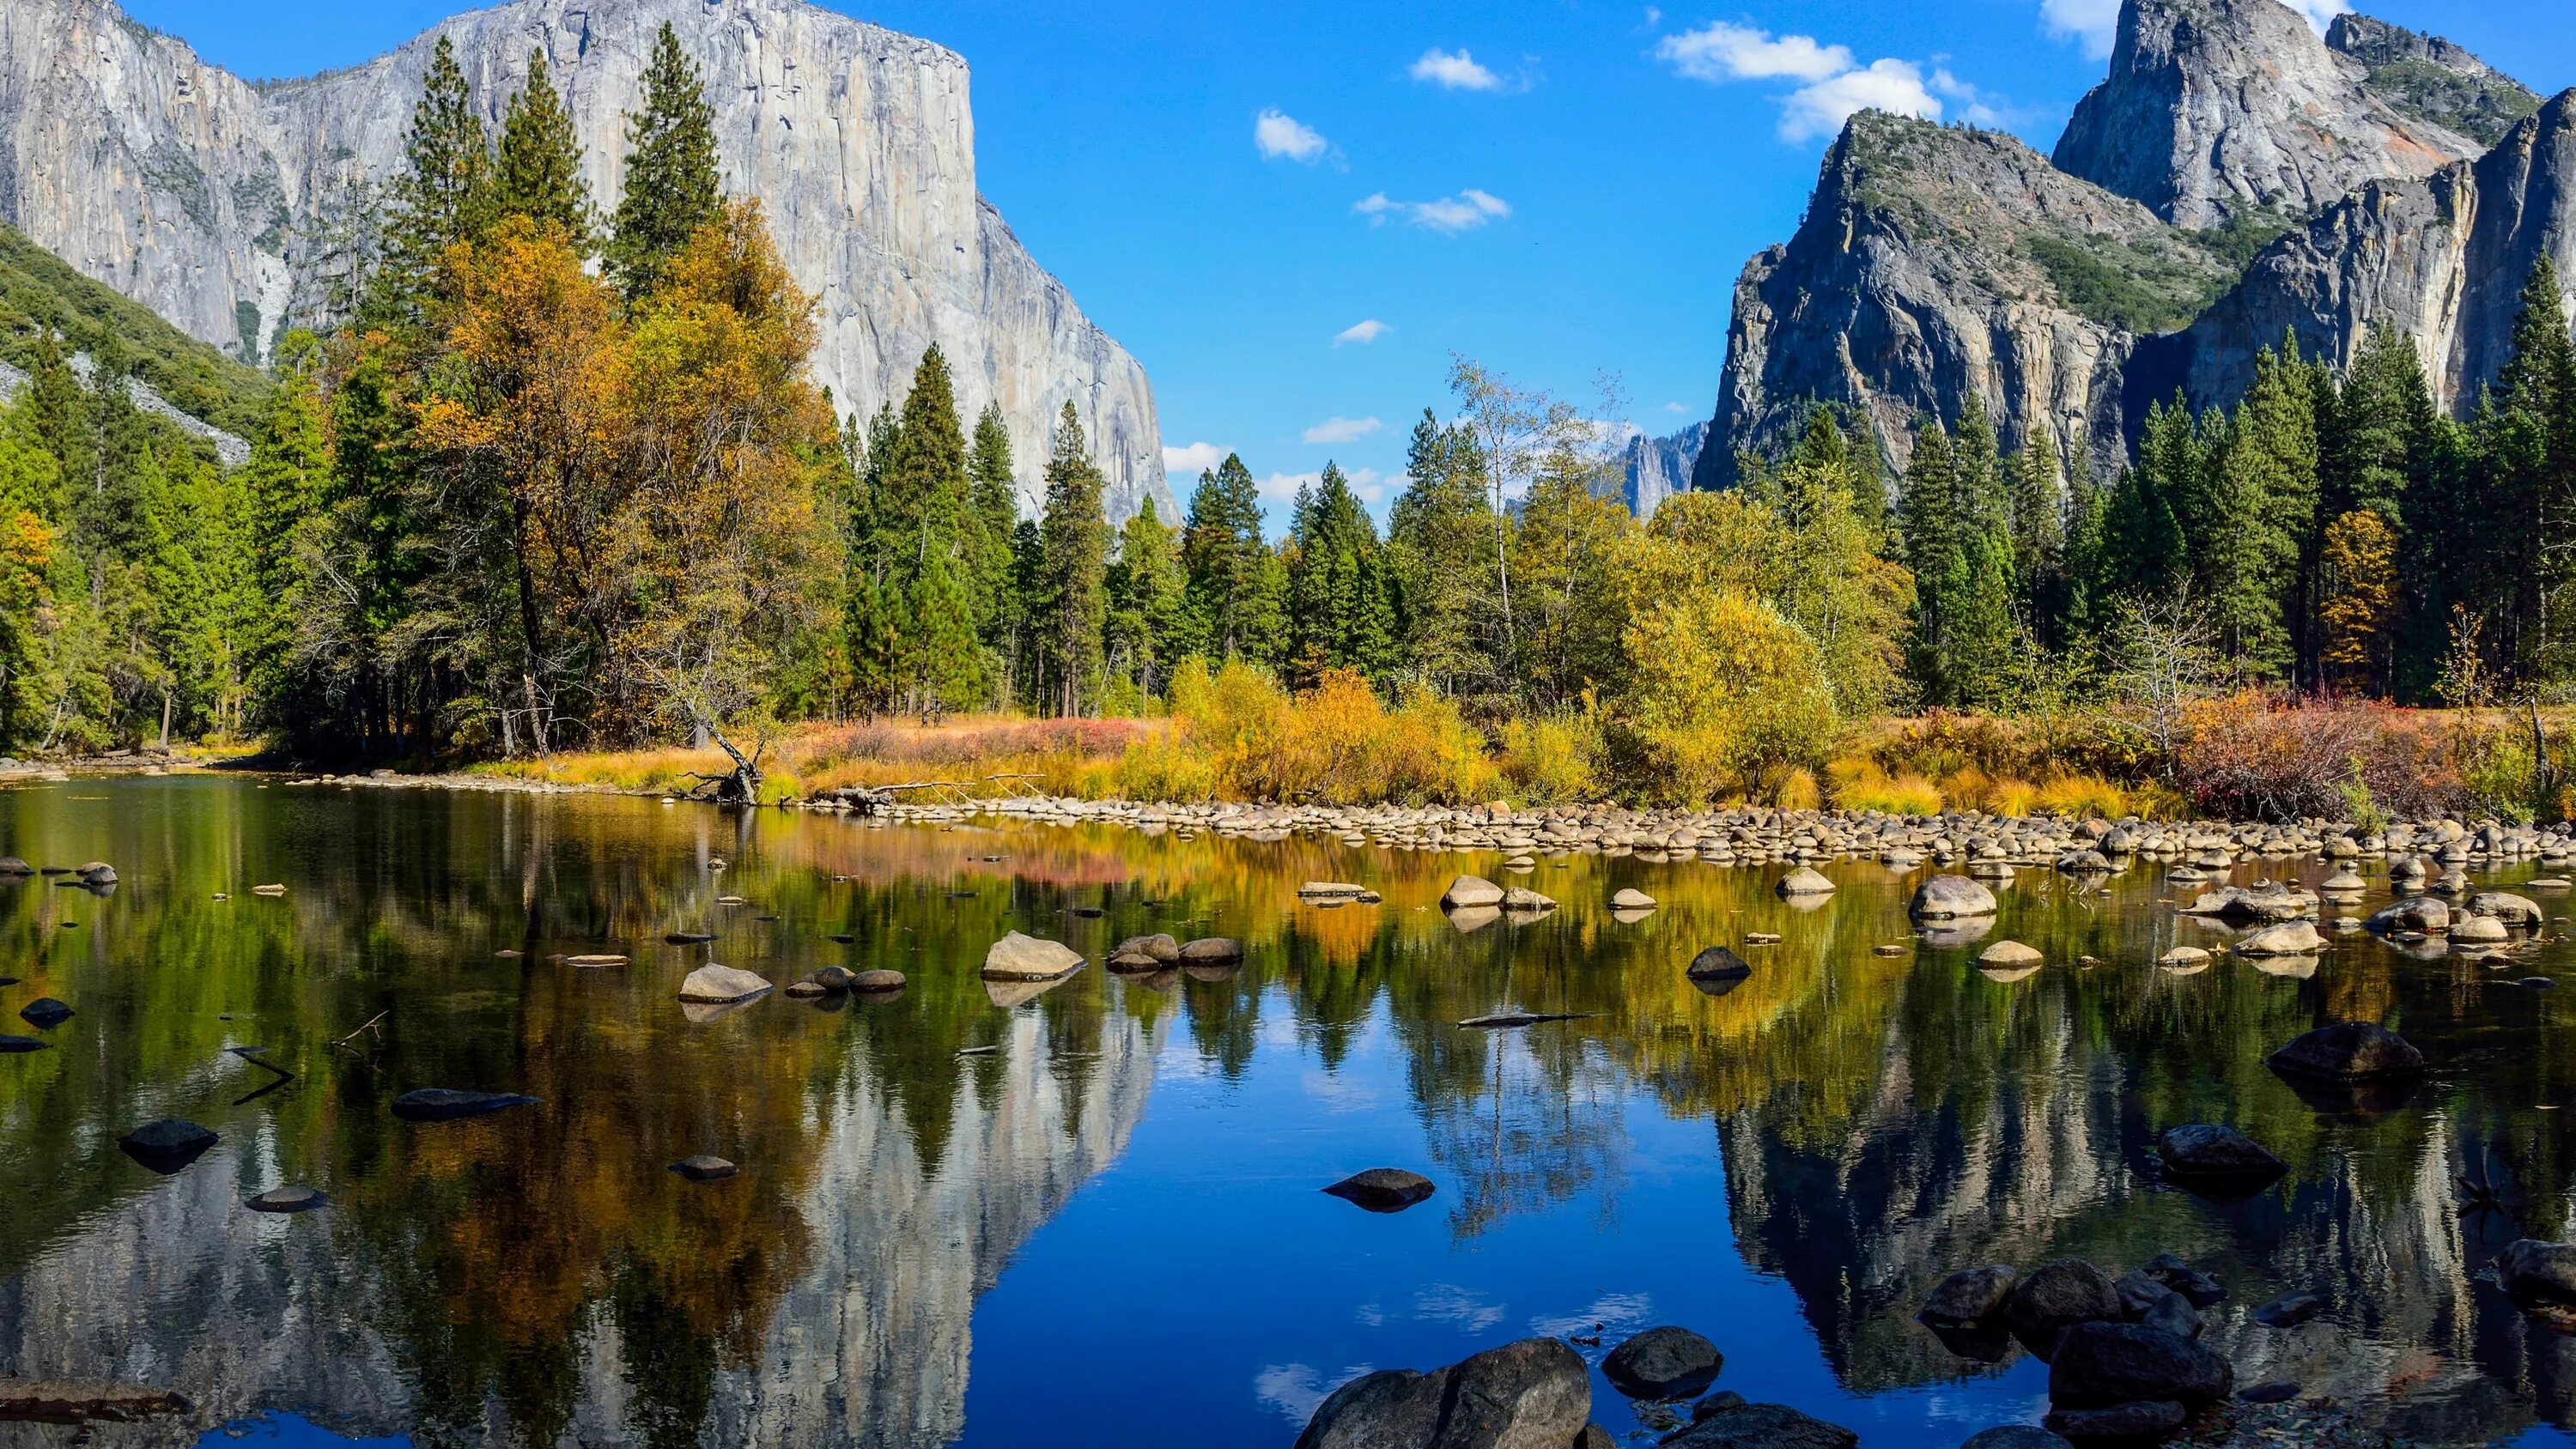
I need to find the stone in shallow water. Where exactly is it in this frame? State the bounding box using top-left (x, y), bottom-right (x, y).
top-left (677, 964), bottom-right (772, 1002)
top-left (2043, 1401), bottom-right (2183, 1440)
top-left (1661, 1401), bottom-right (1857, 1448)
top-left (1979, 940), bottom-right (2042, 967)
top-left (1612, 888), bottom-right (1656, 910)
top-left (2235, 919), bottom-right (2323, 955)
top-left (1295, 1337), bottom-right (1587, 1449)
top-left (2003, 1258), bottom-right (2122, 1351)
top-left (664, 931), bottom-right (717, 945)
top-left (1920, 1265), bottom-right (2017, 1325)
top-left (981, 933), bottom-right (1084, 982)
top-left (118, 1119), bottom-right (216, 1174)
top-left (392, 1088), bottom-right (540, 1122)
top-left (1601, 1325), bottom-right (1722, 1400)
top-left (672, 1155), bottom-right (738, 1182)
top-left (247, 1185), bottom-right (326, 1213)
top-left (1959, 1429), bottom-right (2074, 1449)
top-left (2252, 1291), bottom-right (2324, 1327)
top-left (2267, 1021), bottom-right (2424, 1081)
top-left (0, 1033), bottom-right (48, 1052)
top-left (2156, 1124), bottom-right (2287, 1181)
top-left (1441, 874), bottom-right (1504, 909)
top-left (1910, 874), bottom-right (1996, 919)
top-left (1176, 937), bottom-right (1242, 964)
top-left (2238, 1381), bottom-right (2300, 1404)
top-left (1686, 946), bottom-right (1752, 981)
top-left (2046, 1321), bottom-right (2231, 1409)
top-left (1321, 1167), bottom-right (1435, 1212)
top-left (1776, 866), bottom-right (1836, 897)
top-left (18, 997), bottom-right (71, 1028)
top-left (850, 969), bottom-right (907, 992)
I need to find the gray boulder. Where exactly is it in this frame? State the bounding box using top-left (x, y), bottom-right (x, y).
top-left (2047, 1321), bottom-right (2232, 1409)
top-left (1662, 1402), bottom-right (1857, 1448)
top-left (2470, 891), bottom-right (2545, 926)
top-left (1113, 933), bottom-right (1182, 964)
top-left (2366, 896), bottom-right (2448, 934)
top-left (981, 932), bottom-right (1084, 980)
top-left (1959, 1429), bottom-right (2074, 1449)
top-left (2235, 920), bottom-right (2323, 955)
top-left (1601, 1326), bottom-right (1722, 1400)
top-left (2156, 1124), bottom-right (2287, 1180)
top-left (118, 1119), bottom-right (216, 1170)
top-left (678, 964), bottom-right (773, 1002)
top-left (2266, 1022), bottom-right (2424, 1080)
top-left (1777, 866), bottom-right (1836, 897)
top-left (1911, 875), bottom-right (1997, 919)
top-left (1921, 1265), bottom-right (2018, 1325)
top-left (2003, 1258), bottom-right (2123, 1349)
top-left (1294, 1337), bottom-right (1588, 1449)
top-left (1177, 936), bottom-right (1244, 963)
top-left (1322, 1168), bottom-right (1435, 1213)
top-left (1687, 946), bottom-right (1753, 981)
top-left (2497, 1240), bottom-right (2576, 1308)
top-left (1443, 875), bottom-right (1505, 909)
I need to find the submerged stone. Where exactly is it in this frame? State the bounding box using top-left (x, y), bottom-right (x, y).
top-left (1321, 1167), bottom-right (1435, 1212)
top-left (392, 1088), bottom-right (540, 1122)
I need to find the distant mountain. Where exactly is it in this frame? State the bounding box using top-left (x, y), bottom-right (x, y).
top-left (1689, 0), bottom-right (2569, 498)
top-left (1621, 421), bottom-right (1707, 519)
top-left (0, 0), bottom-right (1171, 519)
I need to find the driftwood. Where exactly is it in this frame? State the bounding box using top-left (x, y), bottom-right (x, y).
top-left (815, 779), bottom-right (977, 814)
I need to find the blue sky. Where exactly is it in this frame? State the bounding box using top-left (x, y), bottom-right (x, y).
top-left (127, 0), bottom-right (2576, 529)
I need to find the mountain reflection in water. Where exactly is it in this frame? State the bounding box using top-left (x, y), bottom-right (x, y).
top-left (0, 777), bottom-right (2573, 1446)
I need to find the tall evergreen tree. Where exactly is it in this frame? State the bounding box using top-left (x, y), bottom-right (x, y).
top-left (2005, 430), bottom-right (2067, 641)
top-left (1181, 453), bottom-right (1267, 659)
top-left (1285, 463), bottom-right (1400, 684)
top-left (607, 22), bottom-right (722, 300)
top-left (371, 35), bottom-right (490, 325)
top-left (1035, 403), bottom-right (1109, 715)
top-left (1106, 500), bottom-right (1188, 697)
top-left (965, 403), bottom-right (1024, 694)
top-left (492, 49), bottom-right (595, 252)
top-left (1386, 409), bottom-right (1492, 694)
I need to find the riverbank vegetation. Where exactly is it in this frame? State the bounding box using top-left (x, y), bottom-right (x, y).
top-left (2, 27), bottom-right (2573, 822)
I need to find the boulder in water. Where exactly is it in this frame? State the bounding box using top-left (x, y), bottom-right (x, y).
top-left (2003, 1258), bottom-right (2123, 1352)
top-left (392, 1088), bottom-right (540, 1122)
top-left (2235, 920), bottom-right (2323, 955)
top-left (1776, 867), bottom-right (1836, 897)
top-left (1919, 1265), bottom-right (2017, 1325)
top-left (2497, 1240), bottom-right (2576, 1309)
top-left (1910, 875), bottom-right (1996, 919)
top-left (1601, 1325), bottom-right (1722, 1400)
top-left (246, 1185), bottom-right (326, 1213)
top-left (981, 932), bottom-right (1084, 980)
top-left (2046, 1321), bottom-right (2231, 1408)
top-left (1441, 875), bottom-right (1505, 910)
top-left (850, 969), bottom-right (907, 992)
top-left (1112, 933), bottom-right (1182, 964)
top-left (118, 1119), bottom-right (216, 1173)
top-left (678, 964), bottom-right (772, 1002)
top-left (1294, 1337), bottom-right (1589, 1449)
top-left (2267, 1022), bottom-right (2424, 1080)
top-left (1661, 1401), bottom-right (1857, 1448)
top-left (671, 1155), bottom-right (738, 1182)
top-left (1686, 946), bottom-right (1753, 981)
top-left (1321, 1167), bottom-right (1435, 1213)
top-left (2156, 1124), bottom-right (2287, 1182)
top-left (1177, 937), bottom-right (1243, 964)
top-left (18, 997), bottom-right (71, 1028)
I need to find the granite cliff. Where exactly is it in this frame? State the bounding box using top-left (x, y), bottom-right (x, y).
top-left (1692, 0), bottom-right (2559, 498)
top-left (0, 0), bottom-right (1171, 520)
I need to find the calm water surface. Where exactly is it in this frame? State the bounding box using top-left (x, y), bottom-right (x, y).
top-left (7, 777), bottom-right (2576, 1446)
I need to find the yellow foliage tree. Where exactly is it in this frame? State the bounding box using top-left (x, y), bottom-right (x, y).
top-left (2318, 508), bottom-right (2398, 696)
top-left (1618, 590), bottom-right (1838, 806)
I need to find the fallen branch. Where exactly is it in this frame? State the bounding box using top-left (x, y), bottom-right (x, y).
top-left (331, 1009), bottom-right (389, 1050)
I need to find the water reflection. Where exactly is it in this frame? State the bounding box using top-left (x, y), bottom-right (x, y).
top-left (1, 781), bottom-right (2574, 1446)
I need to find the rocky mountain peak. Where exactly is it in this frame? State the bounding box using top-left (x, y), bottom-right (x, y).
top-left (2052, 0), bottom-right (2488, 227)
top-left (0, 0), bottom-right (1172, 521)
top-left (2325, 13), bottom-right (2542, 149)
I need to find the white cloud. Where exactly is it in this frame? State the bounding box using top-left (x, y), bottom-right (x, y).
top-left (1303, 415), bottom-right (1383, 445)
top-left (2043, 0), bottom-right (2346, 58)
top-left (1334, 318), bottom-right (1392, 346)
top-left (1662, 401), bottom-right (1689, 414)
top-left (1255, 1365), bottom-right (1376, 1426)
top-left (1929, 68), bottom-right (2007, 128)
top-left (1655, 21), bottom-right (1852, 82)
top-left (1257, 466), bottom-right (1389, 512)
top-left (1409, 46), bottom-right (1506, 91)
top-left (1163, 441), bottom-right (1228, 475)
top-left (2281, 0), bottom-right (2354, 34)
top-left (1255, 108), bottom-right (1327, 163)
top-left (1656, 21), bottom-right (1950, 142)
top-left (2038, 0), bottom-right (2123, 57)
top-left (1358, 188), bottom-right (1510, 233)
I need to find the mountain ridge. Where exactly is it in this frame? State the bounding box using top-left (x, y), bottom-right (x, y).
top-left (0, 0), bottom-right (1173, 520)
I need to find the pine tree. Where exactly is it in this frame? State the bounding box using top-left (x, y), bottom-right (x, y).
top-left (2005, 430), bottom-right (2067, 642)
top-left (607, 23), bottom-right (722, 300)
top-left (240, 332), bottom-right (334, 720)
top-left (1181, 452), bottom-right (1267, 659)
top-left (1106, 500), bottom-right (1188, 697)
top-left (1035, 403), bottom-right (1109, 715)
top-left (2491, 256), bottom-right (2576, 680)
top-left (1386, 409), bottom-right (1492, 694)
top-left (492, 48), bottom-right (595, 253)
top-left (965, 403), bottom-right (1024, 678)
top-left (1286, 463), bottom-right (1400, 684)
top-left (371, 35), bottom-right (490, 325)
